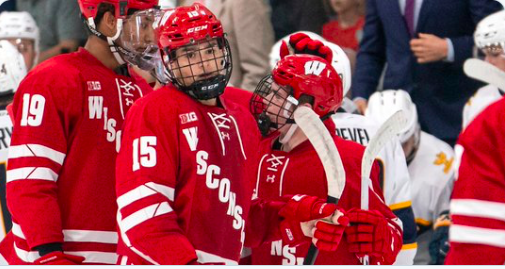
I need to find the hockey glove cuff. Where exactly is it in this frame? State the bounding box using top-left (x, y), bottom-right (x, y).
top-left (34, 251), bottom-right (85, 265)
top-left (278, 195), bottom-right (338, 246)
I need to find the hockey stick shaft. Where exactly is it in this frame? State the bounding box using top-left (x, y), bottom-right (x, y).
top-left (293, 106), bottom-right (346, 265)
top-left (360, 110), bottom-right (408, 265)
top-left (464, 58), bottom-right (505, 90)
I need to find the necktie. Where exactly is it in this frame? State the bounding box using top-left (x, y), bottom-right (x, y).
top-left (405, 0), bottom-right (415, 35)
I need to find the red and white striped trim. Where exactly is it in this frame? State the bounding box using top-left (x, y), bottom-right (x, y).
top-left (450, 224), bottom-right (505, 248)
top-left (9, 144), bottom-right (66, 165)
top-left (13, 243), bottom-right (118, 264)
top-left (120, 202), bottom-right (173, 232)
top-left (7, 167), bottom-right (58, 183)
top-left (12, 223), bottom-right (118, 244)
top-left (196, 250), bottom-right (238, 265)
top-left (117, 183), bottom-right (174, 209)
top-left (451, 199), bottom-right (505, 222)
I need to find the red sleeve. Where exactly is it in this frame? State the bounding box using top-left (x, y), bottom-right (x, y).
top-left (244, 197), bottom-right (286, 248)
top-left (446, 100), bottom-right (505, 265)
top-left (6, 68), bottom-right (80, 249)
top-left (115, 97), bottom-right (197, 265)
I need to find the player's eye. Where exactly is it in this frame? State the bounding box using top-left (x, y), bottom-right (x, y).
top-left (205, 47), bottom-right (215, 55)
top-left (186, 51), bottom-right (196, 58)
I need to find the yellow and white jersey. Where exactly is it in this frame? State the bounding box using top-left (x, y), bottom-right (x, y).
top-left (332, 112), bottom-right (417, 265)
top-left (409, 131), bottom-right (454, 264)
top-left (462, 85), bottom-right (503, 130)
top-left (0, 109), bottom-right (12, 244)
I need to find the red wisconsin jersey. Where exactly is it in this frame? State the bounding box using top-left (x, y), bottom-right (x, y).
top-left (0, 48), bottom-right (151, 264)
top-left (249, 121), bottom-right (403, 265)
top-left (115, 86), bottom-right (261, 265)
top-left (446, 97), bottom-right (505, 265)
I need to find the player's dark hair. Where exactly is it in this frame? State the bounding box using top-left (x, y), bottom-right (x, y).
top-left (82, 3), bottom-right (116, 37)
top-left (94, 3), bottom-right (116, 27)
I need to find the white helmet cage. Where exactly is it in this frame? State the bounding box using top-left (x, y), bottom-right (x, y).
top-left (365, 89), bottom-right (419, 143)
top-left (0, 40), bottom-right (27, 96)
top-left (269, 31), bottom-right (352, 97)
top-left (0, 11), bottom-right (40, 69)
top-left (474, 10), bottom-right (505, 54)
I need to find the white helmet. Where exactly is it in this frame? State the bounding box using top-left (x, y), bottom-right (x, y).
top-left (365, 89), bottom-right (418, 143)
top-left (269, 31), bottom-right (352, 97)
top-left (474, 10), bottom-right (505, 51)
top-left (0, 40), bottom-right (27, 96)
top-left (0, 11), bottom-right (40, 68)
top-left (326, 41), bottom-right (352, 97)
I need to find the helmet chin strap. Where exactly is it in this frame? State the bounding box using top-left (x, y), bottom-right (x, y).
top-left (87, 17), bottom-right (126, 65)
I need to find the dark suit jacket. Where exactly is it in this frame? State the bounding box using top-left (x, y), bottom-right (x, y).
top-left (352, 0), bottom-right (501, 143)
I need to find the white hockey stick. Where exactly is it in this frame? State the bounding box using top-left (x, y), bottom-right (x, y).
top-left (293, 106), bottom-right (346, 265)
top-left (360, 110), bottom-right (408, 265)
top-left (464, 58), bottom-right (505, 91)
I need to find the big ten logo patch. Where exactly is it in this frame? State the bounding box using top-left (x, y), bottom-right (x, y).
top-left (180, 112), bottom-right (198, 124)
top-left (87, 81), bottom-right (101, 91)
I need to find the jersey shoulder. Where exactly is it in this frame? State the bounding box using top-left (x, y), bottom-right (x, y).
top-left (461, 96), bottom-right (505, 144)
top-left (221, 87), bottom-right (253, 110)
top-left (413, 132), bottom-right (455, 181)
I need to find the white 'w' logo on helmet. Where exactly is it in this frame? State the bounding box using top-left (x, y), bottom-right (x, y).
top-left (304, 61), bottom-right (326, 76)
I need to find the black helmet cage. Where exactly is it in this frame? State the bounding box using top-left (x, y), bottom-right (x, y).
top-left (250, 75), bottom-right (299, 137)
top-left (164, 36), bottom-right (232, 100)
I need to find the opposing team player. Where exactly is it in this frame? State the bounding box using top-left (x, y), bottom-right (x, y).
top-left (268, 32), bottom-right (417, 265)
top-left (0, 41), bottom-right (27, 245)
top-left (0, 0), bottom-right (159, 264)
top-left (366, 90), bottom-right (455, 265)
top-left (445, 93), bottom-right (505, 264)
top-left (0, 11), bottom-right (39, 70)
top-left (462, 9), bottom-right (505, 129)
top-left (248, 50), bottom-right (402, 264)
top-left (115, 4), bottom-right (340, 265)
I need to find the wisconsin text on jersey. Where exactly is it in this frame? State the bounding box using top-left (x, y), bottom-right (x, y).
top-left (88, 79), bottom-right (143, 152)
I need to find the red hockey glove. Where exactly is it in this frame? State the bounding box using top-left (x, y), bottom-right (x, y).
top-left (34, 251), bottom-right (85, 265)
top-left (311, 210), bottom-right (349, 251)
top-left (279, 32), bottom-right (333, 63)
top-left (345, 208), bottom-right (401, 264)
top-left (278, 195), bottom-right (338, 246)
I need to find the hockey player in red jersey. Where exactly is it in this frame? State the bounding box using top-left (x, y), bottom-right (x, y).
top-left (0, 0), bottom-right (159, 265)
top-left (115, 4), bottom-right (346, 265)
top-left (247, 45), bottom-right (403, 264)
top-left (445, 95), bottom-right (505, 264)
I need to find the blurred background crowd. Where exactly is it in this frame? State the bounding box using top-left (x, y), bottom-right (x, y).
top-left (0, 0), bottom-right (501, 145)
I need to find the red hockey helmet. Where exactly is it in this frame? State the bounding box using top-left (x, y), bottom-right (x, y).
top-left (157, 3), bottom-right (225, 51)
top-left (156, 4), bottom-right (232, 100)
top-left (251, 54), bottom-right (343, 136)
top-left (128, 0), bottom-right (159, 12)
top-left (78, 0), bottom-right (128, 20)
top-left (78, 0), bottom-right (157, 19)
